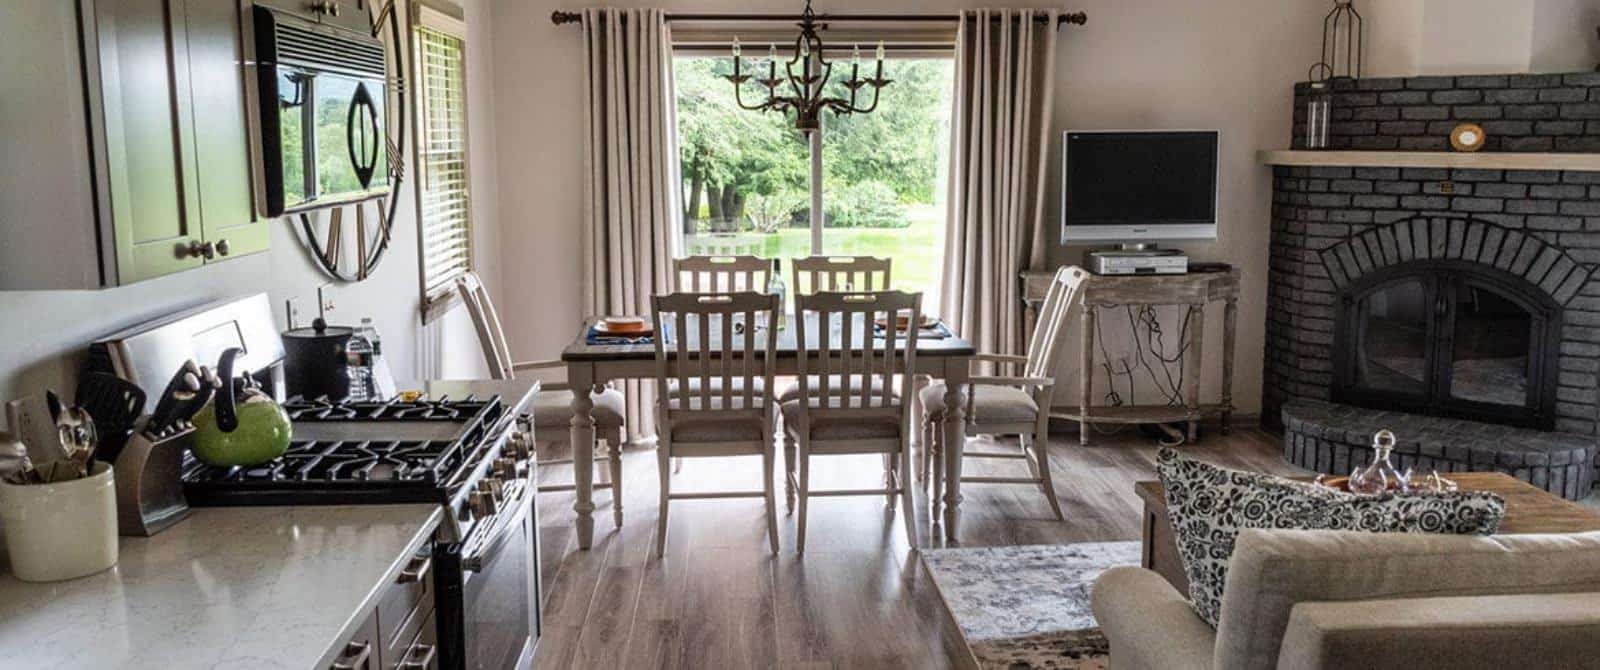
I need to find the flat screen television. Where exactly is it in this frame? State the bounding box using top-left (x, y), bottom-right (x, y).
top-left (1060, 130), bottom-right (1219, 244)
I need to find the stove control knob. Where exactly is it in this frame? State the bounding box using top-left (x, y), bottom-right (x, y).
top-left (469, 490), bottom-right (497, 517)
top-left (495, 457), bottom-right (519, 479)
top-left (478, 477), bottom-right (503, 501)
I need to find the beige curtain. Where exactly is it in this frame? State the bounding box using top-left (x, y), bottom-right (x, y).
top-left (940, 9), bottom-right (1060, 357)
top-left (582, 8), bottom-right (679, 437)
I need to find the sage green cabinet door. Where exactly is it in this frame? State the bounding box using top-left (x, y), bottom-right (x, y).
top-left (187, 0), bottom-right (266, 260)
top-left (93, 0), bottom-right (204, 283)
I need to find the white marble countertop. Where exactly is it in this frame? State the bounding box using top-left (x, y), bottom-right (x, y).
top-left (0, 504), bottom-right (442, 669)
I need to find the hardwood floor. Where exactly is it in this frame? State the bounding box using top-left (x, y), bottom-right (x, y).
top-left (531, 424), bottom-right (1306, 669)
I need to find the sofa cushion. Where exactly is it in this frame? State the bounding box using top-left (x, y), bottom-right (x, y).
top-left (1275, 591), bottom-right (1600, 670)
top-left (1217, 529), bottom-right (1600, 670)
top-left (1090, 566), bottom-right (1216, 670)
top-left (1155, 449), bottom-right (1505, 628)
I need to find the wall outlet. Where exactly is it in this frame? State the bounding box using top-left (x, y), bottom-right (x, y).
top-left (1438, 181), bottom-right (1455, 195)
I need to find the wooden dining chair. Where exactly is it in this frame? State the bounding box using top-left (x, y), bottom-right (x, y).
top-left (917, 266), bottom-right (1089, 522)
top-left (789, 255), bottom-right (892, 295)
top-left (783, 290), bottom-right (922, 552)
top-left (674, 254), bottom-right (775, 294)
top-left (651, 291), bottom-right (782, 557)
top-left (782, 256), bottom-right (897, 507)
top-left (456, 273), bottom-right (628, 528)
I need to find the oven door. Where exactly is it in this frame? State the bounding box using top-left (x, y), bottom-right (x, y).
top-left (451, 478), bottom-right (537, 670)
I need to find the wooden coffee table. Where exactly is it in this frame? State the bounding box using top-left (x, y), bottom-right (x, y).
top-left (1135, 472), bottom-right (1600, 595)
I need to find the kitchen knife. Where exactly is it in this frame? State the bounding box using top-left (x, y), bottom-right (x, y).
top-left (172, 365), bottom-right (220, 427)
top-left (146, 361), bottom-right (201, 437)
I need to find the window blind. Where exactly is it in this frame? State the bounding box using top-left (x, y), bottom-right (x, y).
top-left (415, 24), bottom-right (471, 323)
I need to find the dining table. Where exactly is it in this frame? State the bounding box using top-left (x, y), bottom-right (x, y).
top-left (559, 314), bottom-right (977, 550)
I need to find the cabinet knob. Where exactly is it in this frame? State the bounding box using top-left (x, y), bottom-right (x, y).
top-left (215, 239), bottom-right (231, 257)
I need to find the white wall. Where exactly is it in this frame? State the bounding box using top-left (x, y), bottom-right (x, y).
top-left (1364, 0), bottom-right (1599, 76)
top-left (0, 0), bottom-right (498, 421)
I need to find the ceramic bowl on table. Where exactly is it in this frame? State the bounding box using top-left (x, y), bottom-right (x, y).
top-left (0, 462), bottom-right (118, 582)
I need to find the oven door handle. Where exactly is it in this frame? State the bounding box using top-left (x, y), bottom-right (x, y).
top-left (462, 479), bottom-right (530, 573)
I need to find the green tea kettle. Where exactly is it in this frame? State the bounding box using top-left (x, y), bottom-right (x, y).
top-left (191, 347), bottom-right (293, 467)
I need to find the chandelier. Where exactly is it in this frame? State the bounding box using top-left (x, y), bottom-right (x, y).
top-left (723, 0), bottom-right (891, 132)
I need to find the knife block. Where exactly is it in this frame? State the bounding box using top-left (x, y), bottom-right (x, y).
top-left (113, 427), bottom-right (193, 536)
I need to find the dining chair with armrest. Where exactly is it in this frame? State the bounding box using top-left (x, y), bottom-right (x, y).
top-left (456, 273), bottom-right (628, 528)
top-left (917, 265), bottom-right (1088, 521)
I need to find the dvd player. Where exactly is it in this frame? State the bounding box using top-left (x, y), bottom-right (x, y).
top-left (1084, 248), bottom-right (1188, 275)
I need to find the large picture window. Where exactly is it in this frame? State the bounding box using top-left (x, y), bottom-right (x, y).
top-left (673, 55), bottom-right (953, 304)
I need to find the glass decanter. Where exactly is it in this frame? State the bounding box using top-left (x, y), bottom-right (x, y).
top-left (1349, 429), bottom-right (1412, 494)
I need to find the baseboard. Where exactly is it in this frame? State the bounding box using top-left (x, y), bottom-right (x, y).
top-left (1045, 411), bottom-right (1261, 436)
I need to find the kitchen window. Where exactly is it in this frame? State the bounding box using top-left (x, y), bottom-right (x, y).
top-left (672, 47), bottom-right (954, 306)
top-left (413, 3), bottom-right (473, 323)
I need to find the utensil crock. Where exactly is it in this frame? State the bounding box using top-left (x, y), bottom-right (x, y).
top-left (0, 462), bottom-right (118, 582)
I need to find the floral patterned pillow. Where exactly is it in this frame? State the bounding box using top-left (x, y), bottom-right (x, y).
top-left (1155, 449), bottom-right (1506, 627)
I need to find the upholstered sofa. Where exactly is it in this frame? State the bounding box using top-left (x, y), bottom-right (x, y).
top-left (1090, 529), bottom-right (1600, 670)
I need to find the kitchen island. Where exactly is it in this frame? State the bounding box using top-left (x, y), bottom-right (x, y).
top-left (0, 503), bottom-right (441, 669)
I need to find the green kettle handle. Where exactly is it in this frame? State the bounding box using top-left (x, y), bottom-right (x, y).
top-left (215, 347), bottom-right (242, 433)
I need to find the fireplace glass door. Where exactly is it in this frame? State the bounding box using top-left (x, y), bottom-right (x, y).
top-left (1336, 263), bottom-right (1557, 429)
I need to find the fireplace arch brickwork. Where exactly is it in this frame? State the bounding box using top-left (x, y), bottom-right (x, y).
top-left (1317, 217), bottom-right (1590, 300)
top-left (1266, 167), bottom-right (1600, 438)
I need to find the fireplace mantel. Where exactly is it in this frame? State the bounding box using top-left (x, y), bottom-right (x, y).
top-left (1259, 150), bottom-right (1600, 172)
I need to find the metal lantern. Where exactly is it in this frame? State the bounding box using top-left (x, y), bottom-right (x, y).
top-left (1305, 63), bottom-right (1334, 149)
top-left (1321, 0), bottom-right (1362, 80)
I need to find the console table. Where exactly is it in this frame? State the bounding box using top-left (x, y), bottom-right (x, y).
top-left (1021, 268), bottom-right (1240, 445)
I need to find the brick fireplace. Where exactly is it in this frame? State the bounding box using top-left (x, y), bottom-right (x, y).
top-left (1265, 73), bottom-right (1600, 465)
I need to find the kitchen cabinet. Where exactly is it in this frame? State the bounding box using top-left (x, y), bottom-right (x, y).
top-left (0, 0), bottom-right (264, 289)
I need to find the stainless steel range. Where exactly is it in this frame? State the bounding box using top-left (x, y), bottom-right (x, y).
top-left (91, 295), bottom-right (541, 670)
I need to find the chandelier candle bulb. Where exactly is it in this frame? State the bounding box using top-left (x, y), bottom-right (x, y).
top-left (852, 44), bottom-right (861, 65)
top-left (732, 36), bottom-right (741, 57)
top-left (876, 41), bottom-right (885, 63)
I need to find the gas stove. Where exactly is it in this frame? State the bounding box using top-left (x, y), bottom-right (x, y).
top-left (180, 394), bottom-right (529, 544)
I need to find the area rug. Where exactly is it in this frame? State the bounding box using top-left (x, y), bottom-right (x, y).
top-left (921, 542), bottom-right (1142, 670)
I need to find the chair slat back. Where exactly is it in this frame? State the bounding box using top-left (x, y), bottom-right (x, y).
top-left (1023, 266), bottom-right (1091, 381)
top-left (790, 256), bottom-right (892, 295)
top-left (651, 292), bottom-right (780, 420)
top-left (793, 291), bottom-right (920, 420)
top-left (456, 272), bottom-right (516, 380)
top-left (674, 255), bottom-right (774, 294)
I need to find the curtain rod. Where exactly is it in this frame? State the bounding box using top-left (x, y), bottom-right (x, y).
top-left (550, 10), bottom-right (1089, 27)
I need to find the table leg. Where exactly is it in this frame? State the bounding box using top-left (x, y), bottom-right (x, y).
top-left (1221, 297), bottom-right (1237, 434)
top-left (1184, 305), bottom-right (1205, 444)
top-left (568, 362), bottom-right (598, 550)
top-left (942, 358), bottom-right (969, 542)
top-left (1080, 306), bottom-right (1096, 447)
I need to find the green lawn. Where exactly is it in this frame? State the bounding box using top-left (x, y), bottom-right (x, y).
top-left (684, 205), bottom-right (946, 305)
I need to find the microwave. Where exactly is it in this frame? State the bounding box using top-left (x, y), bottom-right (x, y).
top-left (252, 6), bottom-right (390, 217)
